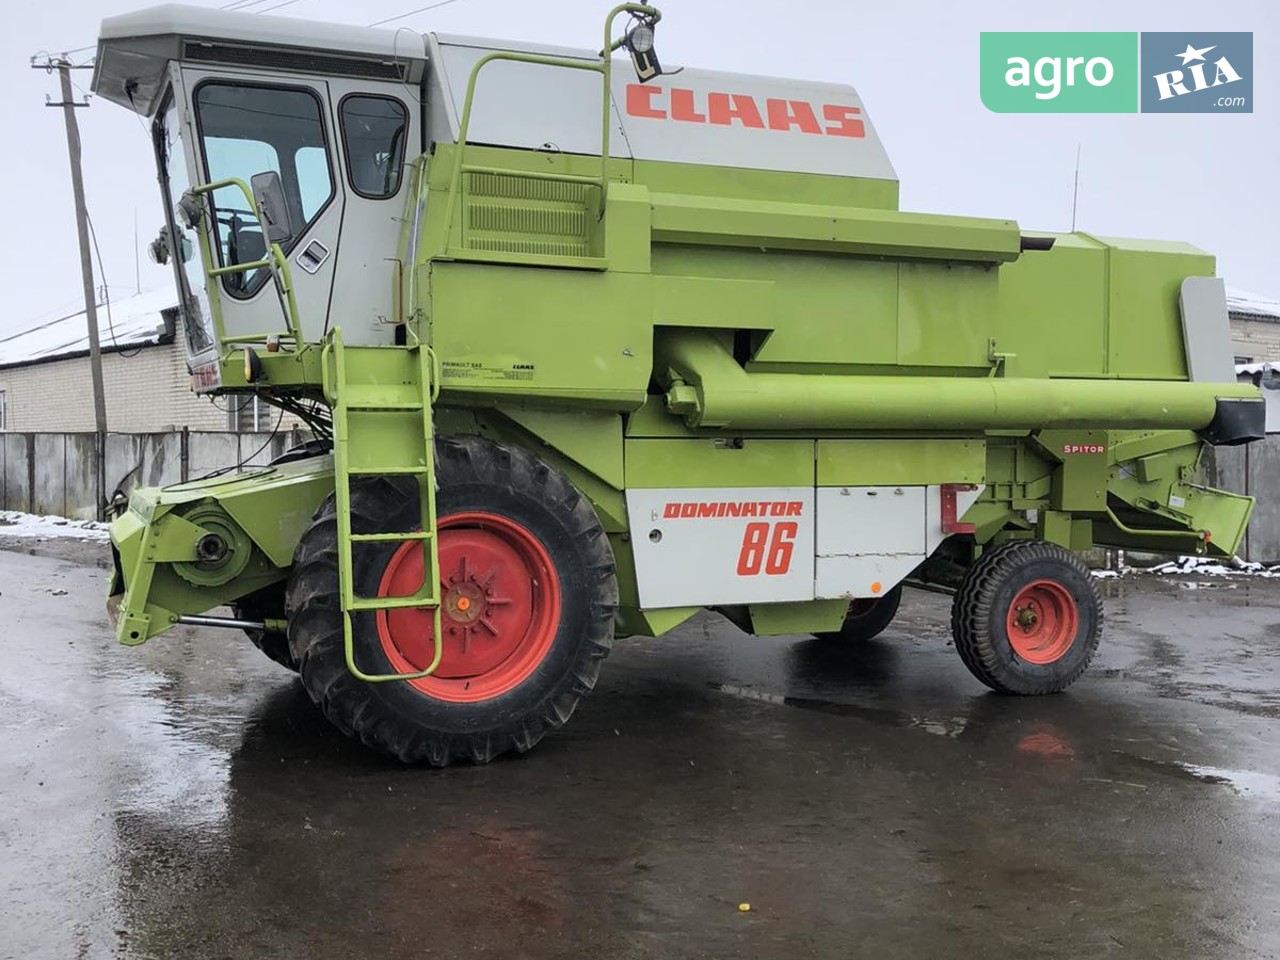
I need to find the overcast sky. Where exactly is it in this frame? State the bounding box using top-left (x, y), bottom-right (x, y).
top-left (2, 0), bottom-right (1276, 333)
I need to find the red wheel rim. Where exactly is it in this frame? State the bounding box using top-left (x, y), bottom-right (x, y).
top-left (1005, 579), bottom-right (1078, 665)
top-left (377, 512), bottom-right (562, 703)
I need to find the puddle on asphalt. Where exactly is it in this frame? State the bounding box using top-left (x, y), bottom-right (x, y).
top-left (1115, 752), bottom-right (1280, 801)
top-left (1174, 763), bottom-right (1280, 800)
top-left (711, 682), bottom-right (969, 737)
top-left (714, 682), bottom-right (1280, 801)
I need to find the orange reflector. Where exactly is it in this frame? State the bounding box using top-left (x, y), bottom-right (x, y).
top-left (871, 581), bottom-right (883, 595)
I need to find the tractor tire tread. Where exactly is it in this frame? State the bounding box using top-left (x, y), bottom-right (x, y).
top-left (951, 539), bottom-right (1102, 695)
top-left (285, 435), bottom-right (616, 766)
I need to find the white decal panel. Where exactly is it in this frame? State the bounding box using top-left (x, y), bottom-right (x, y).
top-left (626, 487), bottom-right (816, 609)
top-left (431, 37), bottom-right (897, 181)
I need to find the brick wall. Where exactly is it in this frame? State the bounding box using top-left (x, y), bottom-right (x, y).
top-left (0, 316), bottom-right (304, 434)
top-left (1230, 317), bottom-right (1280, 364)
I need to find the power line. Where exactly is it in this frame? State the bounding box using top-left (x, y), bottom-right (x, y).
top-left (85, 212), bottom-right (145, 359)
top-left (368, 0), bottom-right (470, 28)
top-left (49, 0), bottom-right (315, 57)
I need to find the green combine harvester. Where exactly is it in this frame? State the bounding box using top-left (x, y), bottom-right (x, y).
top-left (92, 3), bottom-right (1261, 764)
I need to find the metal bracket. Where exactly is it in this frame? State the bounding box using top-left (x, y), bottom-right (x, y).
top-left (941, 484), bottom-right (979, 535)
top-left (987, 338), bottom-right (1016, 378)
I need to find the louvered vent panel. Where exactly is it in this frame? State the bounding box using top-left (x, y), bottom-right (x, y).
top-left (461, 172), bottom-right (594, 258)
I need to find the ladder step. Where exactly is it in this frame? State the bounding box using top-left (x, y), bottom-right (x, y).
top-left (341, 384), bottom-right (424, 412)
top-left (348, 595), bottom-right (440, 613)
top-left (346, 466), bottom-right (431, 476)
top-left (345, 400), bottom-right (424, 412)
top-left (350, 531), bottom-right (434, 544)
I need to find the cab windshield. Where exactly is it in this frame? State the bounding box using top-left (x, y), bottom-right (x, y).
top-left (192, 82), bottom-right (334, 298)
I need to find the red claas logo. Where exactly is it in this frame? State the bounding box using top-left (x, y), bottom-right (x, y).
top-left (626, 84), bottom-right (866, 138)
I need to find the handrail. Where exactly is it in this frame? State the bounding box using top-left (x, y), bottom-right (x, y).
top-left (440, 3), bottom-right (663, 253)
top-left (442, 53), bottom-right (607, 248)
top-left (190, 177), bottom-right (304, 352)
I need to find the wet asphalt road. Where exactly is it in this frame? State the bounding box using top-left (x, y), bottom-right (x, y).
top-left (2, 545), bottom-right (1279, 960)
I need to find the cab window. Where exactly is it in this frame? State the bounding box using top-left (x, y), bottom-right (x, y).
top-left (339, 95), bottom-right (409, 199)
top-left (194, 82), bottom-right (334, 297)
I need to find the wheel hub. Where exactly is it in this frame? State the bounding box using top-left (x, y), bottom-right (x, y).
top-left (376, 512), bottom-right (562, 703)
top-left (1005, 579), bottom-right (1079, 665)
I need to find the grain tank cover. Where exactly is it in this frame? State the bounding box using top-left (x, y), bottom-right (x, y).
top-left (431, 34), bottom-right (898, 181)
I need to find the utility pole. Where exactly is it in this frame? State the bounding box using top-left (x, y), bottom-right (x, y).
top-left (35, 57), bottom-right (109, 519)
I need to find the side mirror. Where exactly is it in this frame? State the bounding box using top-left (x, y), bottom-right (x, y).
top-left (251, 170), bottom-right (294, 245)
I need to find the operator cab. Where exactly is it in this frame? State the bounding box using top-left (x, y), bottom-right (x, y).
top-left (93, 6), bottom-right (429, 385)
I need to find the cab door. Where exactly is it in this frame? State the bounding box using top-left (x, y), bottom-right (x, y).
top-left (178, 66), bottom-right (344, 347)
top-left (322, 78), bottom-right (421, 344)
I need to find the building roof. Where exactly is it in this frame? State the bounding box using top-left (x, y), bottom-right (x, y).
top-left (1228, 288), bottom-right (1280, 323)
top-left (0, 288), bottom-right (178, 370)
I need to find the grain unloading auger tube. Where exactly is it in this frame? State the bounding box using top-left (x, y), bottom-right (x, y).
top-left (95, 2), bottom-right (1262, 764)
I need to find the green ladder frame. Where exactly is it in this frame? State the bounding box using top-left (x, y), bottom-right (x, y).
top-left (322, 327), bottom-right (444, 682)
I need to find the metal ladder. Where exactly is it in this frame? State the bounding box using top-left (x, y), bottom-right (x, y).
top-left (322, 327), bottom-right (443, 682)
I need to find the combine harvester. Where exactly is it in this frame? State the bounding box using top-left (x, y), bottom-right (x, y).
top-left (93, 3), bottom-right (1261, 764)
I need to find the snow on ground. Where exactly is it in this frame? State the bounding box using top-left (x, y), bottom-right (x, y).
top-left (1092, 555), bottom-right (1280, 579)
top-left (0, 511), bottom-right (109, 541)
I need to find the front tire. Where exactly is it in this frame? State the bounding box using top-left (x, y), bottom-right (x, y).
top-left (285, 436), bottom-right (618, 765)
top-left (951, 540), bottom-right (1102, 695)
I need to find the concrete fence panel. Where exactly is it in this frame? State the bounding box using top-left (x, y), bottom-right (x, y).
top-left (2, 434), bottom-right (30, 514)
top-left (1, 429), bottom-right (309, 521)
top-left (187, 433), bottom-right (242, 481)
top-left (32, 435), bottom-right (68, 518)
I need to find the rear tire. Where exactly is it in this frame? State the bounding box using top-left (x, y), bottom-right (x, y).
top-left (815, 585), bottom-right (902, 643)
top-left (285, 436), bottom-right (617, 765)
top-left (951, 540), bottom-right (1102, 695)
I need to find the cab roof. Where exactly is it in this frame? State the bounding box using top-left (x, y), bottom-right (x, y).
top-left (93, 4), bottom-right (427, 114)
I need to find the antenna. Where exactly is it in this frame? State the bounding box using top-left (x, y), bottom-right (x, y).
top-left (1070, 143), bottom-right (1082, 233)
